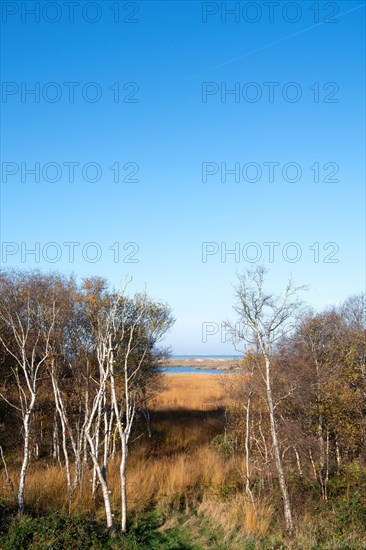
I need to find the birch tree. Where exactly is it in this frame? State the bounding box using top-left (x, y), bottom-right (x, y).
top-left (80, 280), bottom-right (173, 530)
top-left (0, 271), bottom-right (57, 512)
top-left (0, 271), bottom-right (173, 529)
top-left (108, 291), bottom-right (174, 531)
top-left (232, 266), bottom-right (305, 533)
top-left (82, 277), bottom-right (115, 528)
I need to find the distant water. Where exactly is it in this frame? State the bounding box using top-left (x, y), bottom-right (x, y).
top-left (164, 366), bottom-right (232, 374)
top-left (172, 355), bottom-right (241, 359)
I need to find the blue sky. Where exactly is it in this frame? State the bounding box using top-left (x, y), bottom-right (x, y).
top-left (1, 0), bottom-right (365, 354)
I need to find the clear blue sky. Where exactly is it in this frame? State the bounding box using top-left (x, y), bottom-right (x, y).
top-left (1, 0), bottom-right (365, 354)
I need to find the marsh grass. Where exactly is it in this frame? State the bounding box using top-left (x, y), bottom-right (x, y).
top-left (2, 374), bottom-right (366, 548)
top-left (0, 374), bottom-right (233, 516)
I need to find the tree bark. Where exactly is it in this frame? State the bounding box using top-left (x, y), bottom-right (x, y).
top-left (120, 432), bottom-right (127, 532)
top-left (87, 434), bottom-right (113, 529)
top-left (18, 406), bottom-right (33, 513)
top-left (265, 358), bottom-right (293, 533)
top-left (245, 392), bottom-right (253, 499)
top-left (294, 446), bottom-right (303, 478)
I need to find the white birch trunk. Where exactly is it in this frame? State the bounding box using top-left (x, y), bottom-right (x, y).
top-left (245, 393), bottom-right (252, 499)
top-left (18, 402), bottom-right (33, 513)
top-left (265, 358), bottom-right (293, 533)
top-left (87, 434), bottom-right (113, 529)
top-left (120, 431), bottom-right (127, 532)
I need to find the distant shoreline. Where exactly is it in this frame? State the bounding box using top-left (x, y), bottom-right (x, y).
top-left (171, 354), bottom-right (242, 359)
top-left (166, 356), bottom-right (242, 370)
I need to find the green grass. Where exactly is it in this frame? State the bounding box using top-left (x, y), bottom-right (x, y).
top-left (0, 509), bottom-right (204, 550)
top-left (1, 478), bottom-right (366, 550)
top-left (1, 507), bottom-right (365, 550)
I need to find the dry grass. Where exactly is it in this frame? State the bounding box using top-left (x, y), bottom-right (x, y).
top-left (112, 446), bottom-right (232, 513)
top-left (0, 372), bottom-right (271, 538)
top-left (151, 373), bottom-right (227, 411)
top-left (199, 495), bottom-right (273, 537)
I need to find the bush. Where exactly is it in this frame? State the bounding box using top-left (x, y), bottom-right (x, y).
top-left (210, 433), bottom-right (237, 460)
top-left (0, 512), bottom-right (119, 550)
top-left (0, 510), bottom-right (200, 550)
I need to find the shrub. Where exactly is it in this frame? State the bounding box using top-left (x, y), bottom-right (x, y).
top-left (210, 433), bottom-right (237, 460)
top-left (0, 510), bottom-right (200, 550)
